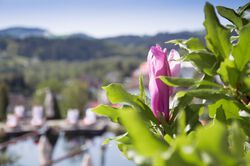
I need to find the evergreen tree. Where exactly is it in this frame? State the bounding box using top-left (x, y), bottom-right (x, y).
top-left (0, 83), bottom-right (9, 121)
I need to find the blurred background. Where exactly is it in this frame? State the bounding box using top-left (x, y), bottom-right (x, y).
top-left (0, 0), bottom-right (248, 165)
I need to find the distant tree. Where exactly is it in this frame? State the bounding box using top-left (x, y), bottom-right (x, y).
top-left (0, 83), bottom-right (9, 121)
top-left (60, 80), bottom-right (89, 118)
top-left (37, 78), bottom-right (64, 94)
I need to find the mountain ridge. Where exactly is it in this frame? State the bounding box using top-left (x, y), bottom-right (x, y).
top-left (0, 27), bottom-right (205, 61)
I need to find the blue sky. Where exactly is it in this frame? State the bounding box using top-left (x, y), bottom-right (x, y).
top-left (0, 0), bottom-right (248, 38)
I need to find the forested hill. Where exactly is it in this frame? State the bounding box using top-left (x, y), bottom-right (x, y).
top-left (0, 27), bottom-right (205, 61)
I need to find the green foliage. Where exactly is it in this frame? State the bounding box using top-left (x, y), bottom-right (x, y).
top-left (23, 56), bottom-right (141, 88)
top-left (183, 52), bottom-right (218, 76)
top-left (60, 80), bottom-right (89, 118)
top-left (208, 99), bottom-right (240, 121)
top-left (159, 76), bottom-right (220, 88)
top-left (217, 6), bottom-right (243, 29)
top-left (92, 2), bottom-right (250, 166)
top-left (0, 152), bottom-right (19, 165)
top-left (36, 78), bottom-right (64, 93)
top-left (32, 88), bottom-right (45, 105)
top-left (0, 83), bottom-right (9, 121)
top-left (204, 3), bottom-right (231, 61)
top-left (32, 79), bottom-right (64, 105)
top-left (102, 83), bottom-right (157, 124)
top-left (232, 23), bottom-right (250, 71)
top-left (0, 31), bottom-right (204, 62)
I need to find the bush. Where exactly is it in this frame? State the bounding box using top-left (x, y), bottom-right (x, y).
top-left (93, 2), bottom-right (250, 165)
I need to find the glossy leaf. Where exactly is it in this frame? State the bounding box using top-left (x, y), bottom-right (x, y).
top-left (237, 2), bottom-right (250, 16)
top-left (139, 75), bottom-right (147, 103)
top-left (160, 76), bottom-right (196, 87)
top-left (103, 132), bottom-right (131, 145)
top-left (183, 52), bottom-right (218, 76)
top-left (232, 23), bottom-right (250, 71)
top-left (166, 38), bottom-right (205, 52)
top-left (229, 122), bottom-right (246, 157)
top-left (196, 122), bottom-right (235, 165)
top-left (160, 76), bottom-right (220, 88)
top-left (217, 59), bottom-right (239, 88)
top-left (217, 6), bottom-right (243, 29)
top-left (92, 104), bottom-right (121, 122)
top-left (119, 108), bottom-right (168, 157)
top-left (208, 99), bottom-right (240, 120)
top-left (103, 83), bottom-right (158, 123)
top-left (204, 2), bottom-right (231, 60)
top-left (185, 38), bottom-right (206, 51)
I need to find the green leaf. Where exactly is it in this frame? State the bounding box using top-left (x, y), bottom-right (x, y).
top-left (243, 77), bottom-right (250, 91)
top-left (164, 134), bottom-right (174, 145)
top-left (204, 2), bottom-right (231, 60)
top-left (183, 52), bottom-right (218, 76)
top-left (217, 6), bottom-right (243, 29)
top-left (196, 122), bottom-right (234, 165)
top-left (237, 2), bottom-right (250, 16)
top-left (165, 148), bottom-right (201, 166)
top-left (160, 76), bottom-right (196, 87)
top-left (139, 75), bottom-right (147, 103)
top-left (160, 76), bottom-right (221, 88)
top-left (103, 83), bottom-right (137, 104)
top-left (232, 23), bottom-right (250, 71)
top-left (185, 104), bottom-right (202, 131)
top-left (186, 89), bottom-right (230, 102)
top-left (119, 108), bottom-right (168, 157)
top-left (208, 99), bottom-right (240, 120)
top-left (185, 38), bottom-right (206, 51)
top-left (92, 104), bottom-right (120, 122)
top-left (103, 132), bottom-right (131, 145)
top-left (103, 83), bottom-right (158, 123)
top-left (166, 38), bottom-right (205, 52)
top-left (173, 91), bottom-right (193, 112)
top-left (238, 117), bottom-right (250, 138)
top-left (217, 59), bottom-right (239, 88)
top-left (177, 111), bottom-right (186, 135)
top-left (166, 39), bottom-right (184, 45)
top-left (229, 122), bottom-right (246, 157)
top-left (153, 155), bottom-right (166, 166)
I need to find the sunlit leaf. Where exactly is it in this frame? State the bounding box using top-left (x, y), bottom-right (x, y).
top-left (217, 59), bottom-right (239, 88)
top-left (103, 83), bottom-right (158, 123)
top-left (185, 89), bottom-right (230, 101)
top-left (167, 37), bottom-right (205, 52)
top-left (160, 76), bottom-right (196, 87)
top-left (217, 6), bottom-right (243, 29)
top-left (160, 76), bottom-right (220, 88)
top-left (232, 23), bottom-right (250, 71)
top-left (183, 52), bottom-right (218, 76)
top-left (196, 122), bottom-right (234, 165)
top-left (119, 108), bottom-right (168, 157)
top-left (204, 2), bottom-right (231, 60)
top-left (139, 75), bottom-right (147, 103)
top-left (103, 132), bottom-right (131, 145)
top-left (92, 104), bottom-right (123, 122)
top-left (237, 2), bottom-right (250, 16)
top-left (208, 99), bottom-right (240, 120)
top-left (229, 122), bottom-right (246, 157)
top-left (185, 38), bottom-right (206, 51)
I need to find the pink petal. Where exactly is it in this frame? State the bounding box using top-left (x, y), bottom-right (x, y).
top-left (168, 49), bottom-right (181, 77)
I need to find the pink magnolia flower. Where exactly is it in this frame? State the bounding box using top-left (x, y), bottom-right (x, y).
top-left (147, 44), bottom-right (180, 121)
